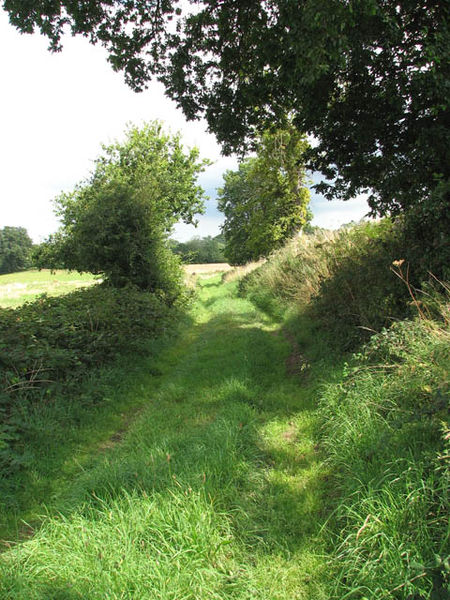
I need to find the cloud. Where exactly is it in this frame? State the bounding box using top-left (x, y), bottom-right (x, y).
top-left (310, 194), bottom-right (370, 229)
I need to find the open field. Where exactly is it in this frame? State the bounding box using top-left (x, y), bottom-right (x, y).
top-left (0, 270), bottom-right (98, 308)
top-left (183, 262), bottom-right (232, 275)
top-left (0, 266), bottom-right (232, 308)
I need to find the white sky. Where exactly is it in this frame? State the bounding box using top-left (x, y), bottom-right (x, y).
top-left (0, 9), bottom-right (369, 243)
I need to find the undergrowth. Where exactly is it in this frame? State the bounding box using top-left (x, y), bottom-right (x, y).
top-left (0, 284), bottom-right (186, 473)
top-left (320, 318), bottom-right (449, 598)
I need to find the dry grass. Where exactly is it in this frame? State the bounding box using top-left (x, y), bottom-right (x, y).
top-left (221, 259), bottom-right (266, 282)
top-left (183, 263), bottom-right (232, 275)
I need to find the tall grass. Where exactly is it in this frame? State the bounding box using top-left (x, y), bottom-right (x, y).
top-left (241, 220), bottom-right (418, 347)
top-left (319, 315), bottom-right (449, 598)
top-left (239, 220), bottom-right (449, 598)
top-left (238, 232), bottom-right (335, 319)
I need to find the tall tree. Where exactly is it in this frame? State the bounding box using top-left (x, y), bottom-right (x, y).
top-left (42, 122), bottom-right (209, 296)
top-left (218, 127), bottom-right (311, 265)
top-left (0, 226), bottom-right (33, 274)
top-left (4, 0), bottom-right (449, 260)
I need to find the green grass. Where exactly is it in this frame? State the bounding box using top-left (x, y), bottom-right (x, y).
top-left (0, 275), bottom-right (331, 599)
top-left (240, 233), bottom-right (450, 599)
top-left (3, 266), bottom-right (446, 598)
top-left (318, 319), bottom-right (449, 599)
top-left (0, 269), bottom-right (97, 307)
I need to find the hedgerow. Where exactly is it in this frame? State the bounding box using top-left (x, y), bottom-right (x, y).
top-left (319, 317), bottom-right (449, 598)
top-left (240, 220), bottom-right (428, 348)
top-left (0, 284), bottom-right (185, 471)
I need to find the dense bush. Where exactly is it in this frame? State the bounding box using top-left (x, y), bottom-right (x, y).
top-left (0, 284), bottom-right (185, 471)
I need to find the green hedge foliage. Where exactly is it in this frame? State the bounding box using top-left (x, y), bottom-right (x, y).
top-left (0, 285), bottom-right (183, 471)
top-left (240, 220), bottom-right (443, 348)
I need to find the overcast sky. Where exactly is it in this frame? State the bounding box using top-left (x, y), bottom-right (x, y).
top-left (0, 9), bottom-right (369, 243)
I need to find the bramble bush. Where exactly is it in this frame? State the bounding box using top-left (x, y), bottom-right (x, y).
top-left (0, 284), bottom-right (185, 471)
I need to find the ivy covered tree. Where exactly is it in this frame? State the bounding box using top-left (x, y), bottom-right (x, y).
top-left (0, 226), bottom-right (33, 274)
top-left (218, 127), bottom-right (311, 265)
top-left (41, 122), bottom-right (209, 298)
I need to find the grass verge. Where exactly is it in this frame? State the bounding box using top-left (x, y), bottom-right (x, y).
top-left (239, 225), bottom-right (449, 599)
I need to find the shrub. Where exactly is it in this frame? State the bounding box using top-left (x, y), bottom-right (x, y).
top-left (0, 285), bottom-right (185, 471)
top-left (41, 122), bottom-right (209, 298)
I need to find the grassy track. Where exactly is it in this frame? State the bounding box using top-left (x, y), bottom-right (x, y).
top-left (0, 276), bottom-right (329, 599)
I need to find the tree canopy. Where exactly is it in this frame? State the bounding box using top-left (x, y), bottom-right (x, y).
top-left (218, 127), bottom-right (311, 265)
top-left (40, 122), bottom-right (208, 296)
top-left (0, 226), bottom-right (33, 274)
top-left (4, 0), bottom-right (449, 255)
top-left (170, 234), bottom-right (226, 264)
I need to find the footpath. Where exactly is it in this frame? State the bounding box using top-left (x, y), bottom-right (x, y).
top-left (0, 276), bottom-right (328, 599)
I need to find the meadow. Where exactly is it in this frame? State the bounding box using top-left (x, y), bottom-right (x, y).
top-left (0, 270), bottom-right (97, 308)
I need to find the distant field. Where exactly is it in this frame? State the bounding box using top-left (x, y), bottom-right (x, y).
top-left (183, 262), bottom-right (232, 275)
top-left (0, 266), bottom-right (232, 308)
top-left (0, 270), bottom-right (97, 308)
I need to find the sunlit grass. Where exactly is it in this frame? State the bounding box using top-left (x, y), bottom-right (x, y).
top-left (0, 276), bottom-right (330, 599)
top-left (0, 269), bottom-right (97, 307)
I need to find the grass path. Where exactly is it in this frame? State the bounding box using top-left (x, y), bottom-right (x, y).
top-left (0, 276), bottom-right (329, 599)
